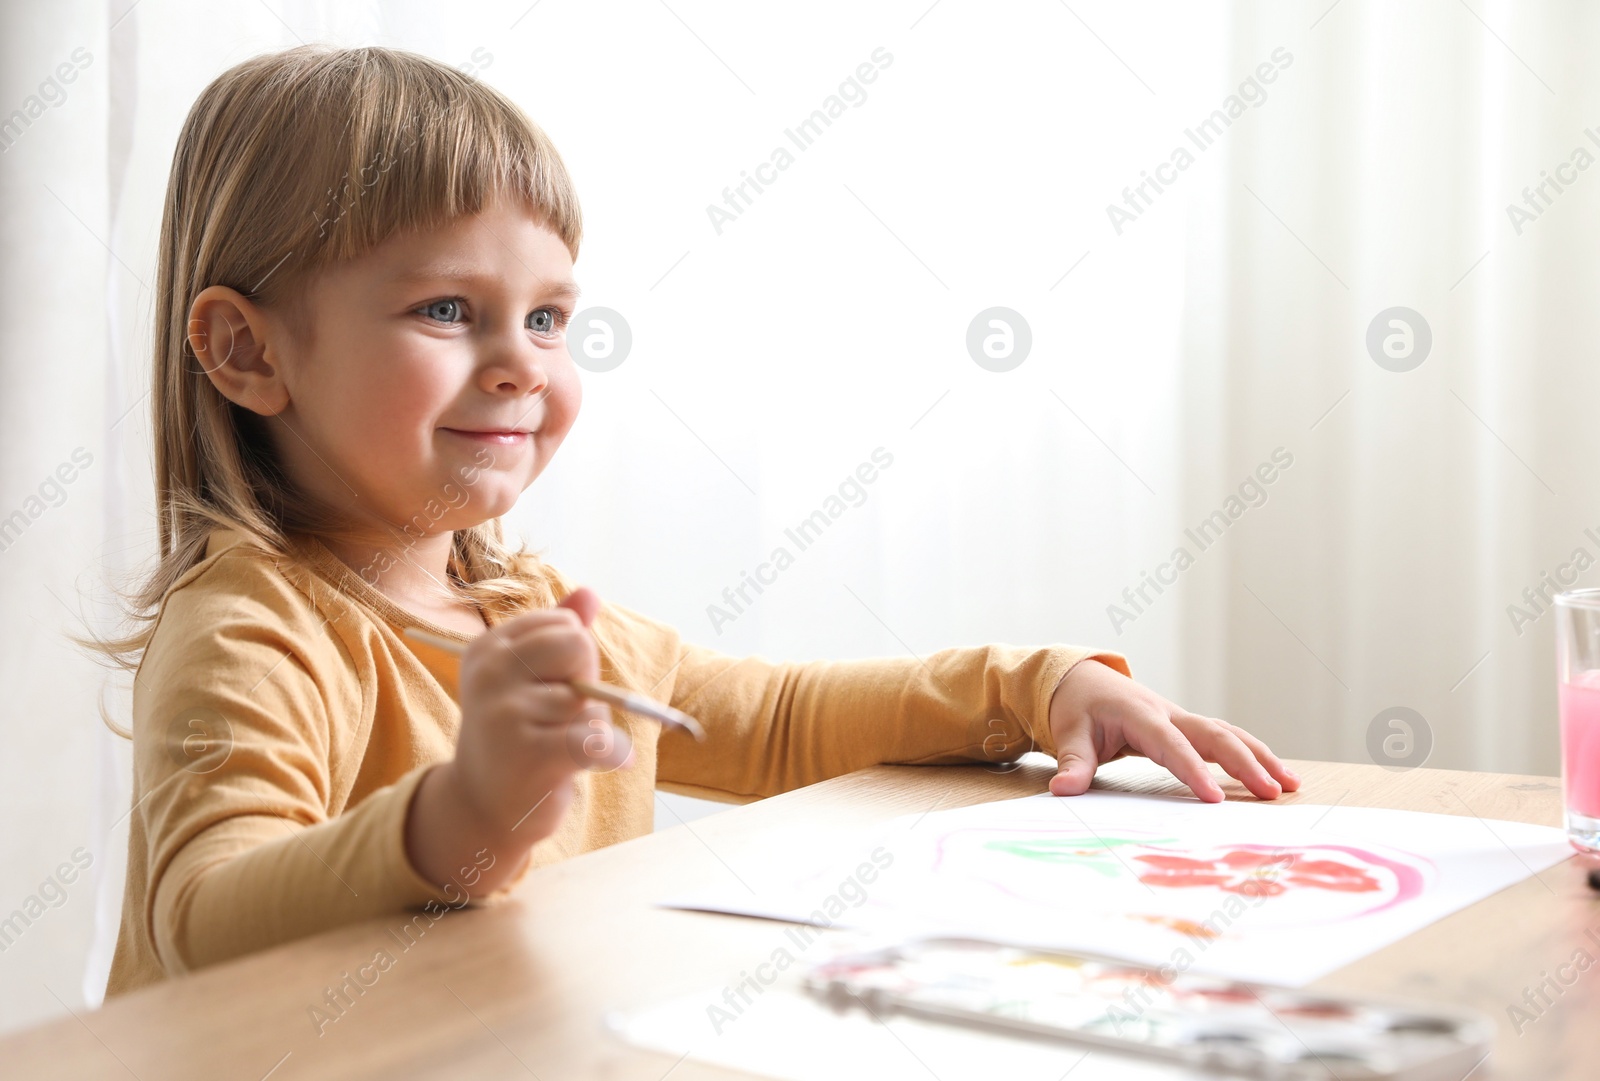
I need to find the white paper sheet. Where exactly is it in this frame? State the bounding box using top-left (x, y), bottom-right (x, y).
top-left (607, 982), bottom-right (1216, 1081)
top-left (660, 790), bottom-right (1573, 986)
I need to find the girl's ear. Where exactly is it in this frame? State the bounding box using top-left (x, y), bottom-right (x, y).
top-left (186, 285), bottom-right (290, 416)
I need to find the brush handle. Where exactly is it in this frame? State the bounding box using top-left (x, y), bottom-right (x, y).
top-left (401, 627), bottom-right (707, 741)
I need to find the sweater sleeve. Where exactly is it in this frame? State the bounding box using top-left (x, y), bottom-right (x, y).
top-left (587, 594), bottom-right (1130, 801)
top-left (131, 561), bottom-right (452, 976)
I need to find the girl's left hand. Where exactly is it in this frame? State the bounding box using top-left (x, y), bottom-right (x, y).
top-left (1046, 659), bottom-right (1301, 803)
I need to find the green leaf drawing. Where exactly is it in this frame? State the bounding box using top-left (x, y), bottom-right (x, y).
top-left (981, 836), bottom-right (1177, 878)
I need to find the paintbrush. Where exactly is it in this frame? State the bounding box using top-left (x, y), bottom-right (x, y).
top-left (402, 626), bottom-right (707, 741)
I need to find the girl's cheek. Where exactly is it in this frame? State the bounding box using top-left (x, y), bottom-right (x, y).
top-left (387, 373), bottom-right (458, 428)
top-left (563, 372), bottom-right (582, 424)
top-left (544, 365), bottom-right (582, 436)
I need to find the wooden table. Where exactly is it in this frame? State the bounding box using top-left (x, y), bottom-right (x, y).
top-left (1, 758), bottom-right (1594, 1079)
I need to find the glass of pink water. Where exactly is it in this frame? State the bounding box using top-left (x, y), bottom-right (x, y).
top-left (1555, 590), bottom-right (1600, 853)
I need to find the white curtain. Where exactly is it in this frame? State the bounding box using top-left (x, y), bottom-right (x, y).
top-left (1178, 1), bottom-right (1597, 775)
top-left (1, 0), bottom-right (119, 1033)
top-left (0, 0), bottom-right (1584, 1033)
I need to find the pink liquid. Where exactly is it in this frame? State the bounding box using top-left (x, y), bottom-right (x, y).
top-left (1557, 673), bottom-right (1600, 820)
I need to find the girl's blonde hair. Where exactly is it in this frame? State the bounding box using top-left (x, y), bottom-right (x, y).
top-left (95, 45), bottom-right (582, 678)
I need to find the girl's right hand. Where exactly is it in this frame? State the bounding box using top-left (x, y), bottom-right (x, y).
top-left (449, 586), bottom-right (632, 844)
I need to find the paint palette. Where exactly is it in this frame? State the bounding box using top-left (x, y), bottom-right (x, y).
top-left (806, 937), bottom-right (1491, 1080)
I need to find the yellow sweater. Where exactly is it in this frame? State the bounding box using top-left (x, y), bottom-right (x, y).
top-left (107, 528), bottom-right (1127, 994)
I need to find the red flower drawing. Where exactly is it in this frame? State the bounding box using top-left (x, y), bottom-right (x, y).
top-left (1132, 847), bottom-right (1382, 896)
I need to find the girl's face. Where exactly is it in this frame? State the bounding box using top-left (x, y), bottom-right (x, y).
top-left (268, 197), bottom-right (582, 540)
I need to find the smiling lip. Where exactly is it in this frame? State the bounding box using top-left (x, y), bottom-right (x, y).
top-left (442, 428), bottom-right (532, 445)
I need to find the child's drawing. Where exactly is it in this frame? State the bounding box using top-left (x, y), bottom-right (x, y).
top-left (665, 790), bottom-right (1571, 985)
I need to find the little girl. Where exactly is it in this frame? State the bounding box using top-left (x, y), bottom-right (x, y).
top-left (104, 44), bottom-right (1298, 995)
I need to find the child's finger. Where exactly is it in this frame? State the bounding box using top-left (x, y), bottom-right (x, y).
top-left (1220, 721), bottom-right (1301, 791)
top-left (1047, 725), bottom-right (1100, 796)
top-left (466, 613), bottom-right (584, 679)
top-left (556, 585), bottom-right (600, 627)
top-left (521, 700), bottom-right (628, 770)
top-left (1173, 715), bottom-right (1282, 800)
top-left (562, 707), bottom-right (631, 773)
top-left (1129, 716), bottom-right (1225, 803)
top-left (485, 588), bottom-right (599, 648)
top-left (521, 683), bottom-right (594, 726)
top-left (498, 622), bottom-right (600, 683)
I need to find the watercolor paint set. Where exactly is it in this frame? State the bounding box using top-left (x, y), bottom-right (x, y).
top-left (805, 936), bottom-right (1492, 1080)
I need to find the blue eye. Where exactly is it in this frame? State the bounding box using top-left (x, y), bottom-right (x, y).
top-left (527, 307), bottom-right (568, 336)
top-left (419, 298), bottom-right (464, 323)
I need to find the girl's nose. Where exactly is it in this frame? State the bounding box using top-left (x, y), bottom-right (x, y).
top-left (479, 331), bottom-right (550, 397)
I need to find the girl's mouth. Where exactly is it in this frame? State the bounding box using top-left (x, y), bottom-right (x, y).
top-left (441, 428), bottom-right (531, 446)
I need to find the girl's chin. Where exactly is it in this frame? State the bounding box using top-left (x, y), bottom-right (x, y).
top-left (385, 470), bottom-right (534, 531)
top-left (457, 479), bottom-right (532, 520)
